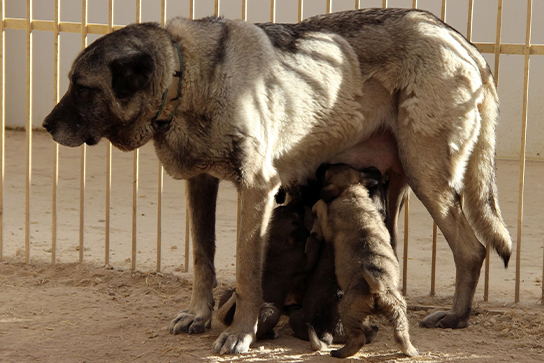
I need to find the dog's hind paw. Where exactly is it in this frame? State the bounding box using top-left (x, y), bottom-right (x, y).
top-left (169, 310), bottom-right (210, 335)
top-left (213, 329), bottom-right (253, 354)
top-left (419, 311), bottom-right (469, 329)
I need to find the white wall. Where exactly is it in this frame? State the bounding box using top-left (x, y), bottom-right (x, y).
top-left (4, 0), bottom-right (544, 159)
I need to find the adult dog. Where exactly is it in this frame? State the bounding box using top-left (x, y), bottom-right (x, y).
top-left (43, 8), bottom-right (512, 354)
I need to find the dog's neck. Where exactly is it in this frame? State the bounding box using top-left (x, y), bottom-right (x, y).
top-left (153, 40), bottom-right (183, 125)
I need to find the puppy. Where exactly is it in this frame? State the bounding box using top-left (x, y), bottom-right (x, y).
top-left (313, 164), bottom-right (418, 358)
top-left (216, 197), bottom-right (310, 339)
top-left (289, 166), bottom-right (384, 350)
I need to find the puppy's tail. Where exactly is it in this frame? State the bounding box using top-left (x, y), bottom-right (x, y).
top-left (215, 291), bottom-right (237, 327)
top-left (463, 80), bottom-right (512, 267)
top-left (308, 325), bottom-right (328, 351)
top-left (362, 267), bottom-right (386, 294)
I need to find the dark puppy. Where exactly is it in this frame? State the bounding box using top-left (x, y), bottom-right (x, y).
top-left (313, 164), bottom-right (418, 358)
top-left (289, 166), bottom-right (383, 350)
top-left (216, 197), bottom-right (310, 339)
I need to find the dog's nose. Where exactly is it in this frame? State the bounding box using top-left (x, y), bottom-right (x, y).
top-left (42, 119), bottom-right (55, 133)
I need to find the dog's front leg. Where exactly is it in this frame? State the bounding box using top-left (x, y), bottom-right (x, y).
top-left (213, 183), bottom-right (277, 354)
top-left (170, 174), bottom-right (219, 335)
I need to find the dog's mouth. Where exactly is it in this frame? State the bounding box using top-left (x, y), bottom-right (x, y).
top-left (84, 137), bottom-right (98, 146)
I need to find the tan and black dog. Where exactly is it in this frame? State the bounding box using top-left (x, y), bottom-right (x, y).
top-left (312, 164), bottom-right (418, 358)
top-left (43, 9), bottom-right (511, 354)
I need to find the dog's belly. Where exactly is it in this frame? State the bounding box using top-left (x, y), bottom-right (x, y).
top-left (328, 131), bottom-right (403, 177)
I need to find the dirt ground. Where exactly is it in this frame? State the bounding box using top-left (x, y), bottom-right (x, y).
top-left (0, 130), bottom-right (544, 362)
top-left (0, 261), bottom-right (543, 363)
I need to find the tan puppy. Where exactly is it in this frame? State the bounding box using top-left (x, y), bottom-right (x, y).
top-left (312, 164), bottom-right (418, 358)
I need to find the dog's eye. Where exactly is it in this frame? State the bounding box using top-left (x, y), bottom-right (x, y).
top-left (74, 84), bottom-right (97, 95)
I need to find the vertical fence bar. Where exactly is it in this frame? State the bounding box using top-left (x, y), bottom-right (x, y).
top-left (184, 0), bottom-right (195, 273)
top-left (105, 0), bottom-right (114, 267)
top-left (131, 0), bottom-right (142, 271)
top-left (402, 192), bottom-right (410, 295)
top-left (156, 0), bottom-right (166, 273)
top-left (25, 0), bottom-right (33, 264)
top-left (467, 0), bottom-right (474, 41)
top-left (298, 0), bottom-right (303, 22)
top-left (355, 0), bottom-right (359, 10)
top-left (493, 0), bottom-right (503, 87)
top-left (412, 0), bottom-right (417, 9)
top-left (242, 0), bottom-right (247, 21)
top-left (0, 0), bottom-right (5, 262)
top-left (382, 0), bottom-right (387, 9)
top-left (157, 160), bottom-right (163, 272)
top-left (431, 0), bottom-right (447, 298)
top-left (79, 0), bottom-right (88, 263)
top-left (484, 0), bottom-right (503, 302)
top-left (52, 0), bottom-right (60, 264)
top-left (270, 0), bottom-right (275, 23)
top-left (515, 0), bottom-right (532, 303)
top-left (215, 0), bottom-right (220, 17)
top-left (132, 149), bottom-right (138, 271)
top-left (326, 0), bottom-right (331, 14)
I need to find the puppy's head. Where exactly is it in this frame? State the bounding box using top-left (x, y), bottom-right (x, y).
top-left (42, 23), bottom-right (171, 151)
top-left (319, 164), bottom-right (385, 211)
top-left (319, 164), bottom-right (377, 201)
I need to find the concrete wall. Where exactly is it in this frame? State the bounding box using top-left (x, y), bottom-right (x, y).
top-left (4, 0), bottom-right (543, 159)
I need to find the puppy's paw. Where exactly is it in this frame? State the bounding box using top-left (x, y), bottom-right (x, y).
top-left (169, 310), bottom-right (210, 335)
top-left (213, 329), bottom-right (253, 355)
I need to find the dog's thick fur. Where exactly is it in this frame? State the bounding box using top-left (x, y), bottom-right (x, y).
top-left (43, 8), bottom-right (512, 354)
top-left (312, 164), bottom-right (418, 358)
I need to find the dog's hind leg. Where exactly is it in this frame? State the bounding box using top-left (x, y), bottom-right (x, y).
top-left (380, 292), bottom-right (418, 357)
top-left (396, 101), bottom-right (488, 329)
top-left (331, 293), bottom-right (369, 358)
top-left (170, 174), bottom-right (219, 335)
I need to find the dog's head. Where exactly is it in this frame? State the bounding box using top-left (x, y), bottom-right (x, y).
top-left (320, 164), bottom-right (385, 213)
top-left (43, 23), bottom-right (173, 151)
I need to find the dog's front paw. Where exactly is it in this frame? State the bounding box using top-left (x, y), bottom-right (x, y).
top-left (169, 309), bottom-right (210, 335)
top-left (419, 311), bottom-right (469, 329)
top-left (213, 329), bottom-right (254, 355)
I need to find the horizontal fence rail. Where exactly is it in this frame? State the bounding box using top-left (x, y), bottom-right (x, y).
top-left (2, 18), bottom-right (544, 55)
top-left (0, 0), bottom-right (542, 307)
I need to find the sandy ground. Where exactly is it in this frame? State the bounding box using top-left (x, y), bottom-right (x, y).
top-left (0, 130), bottom-right (543, 362)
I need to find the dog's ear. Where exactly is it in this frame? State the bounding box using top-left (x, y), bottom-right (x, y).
top-left (109, 52), bottom-right (155, 99)
top-left (320, 184), bottom-right (340, 203)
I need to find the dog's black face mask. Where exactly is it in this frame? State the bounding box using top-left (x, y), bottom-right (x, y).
top-left (42, 24), bottom-right (160, 151)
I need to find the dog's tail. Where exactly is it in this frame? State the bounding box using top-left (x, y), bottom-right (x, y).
top-left (463, 79), bottom-right (512, 267)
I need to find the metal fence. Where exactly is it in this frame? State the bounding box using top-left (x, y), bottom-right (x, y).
top-left (0, 0), bottom-right (542, 305)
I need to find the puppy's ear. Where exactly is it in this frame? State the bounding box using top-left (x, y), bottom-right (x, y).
top-left (109, 52), bottom-right (155, 99)
top-left (315, 163), bottom-right (331, 183)
top-left (362, 177), bottom-right (380, 189)
top-left (320, 184), bottom-right (340, 203)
